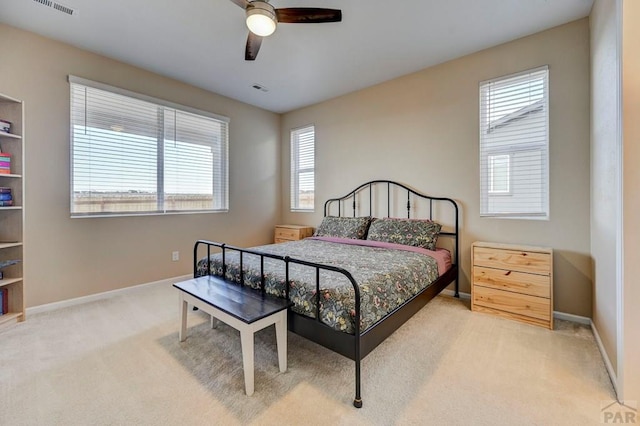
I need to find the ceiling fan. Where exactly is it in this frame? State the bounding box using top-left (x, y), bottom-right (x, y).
top-left (229, 0), bottom-right (342, 60)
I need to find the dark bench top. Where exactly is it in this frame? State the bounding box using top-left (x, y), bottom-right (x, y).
top-left (174, 275), bottom-right (292, 324)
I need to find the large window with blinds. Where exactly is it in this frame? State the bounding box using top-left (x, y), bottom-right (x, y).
top-left (290, 125), bottom-right (315, 211)
top-left (69, 77), bottom-right (229, 217)
top-left (479, 66), bottom-right (549, 219)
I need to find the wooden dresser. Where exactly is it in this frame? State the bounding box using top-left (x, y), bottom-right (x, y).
top-left (274, 225), bottom-right (314, 243)
top-left (471, 242), bottom-right (553, 329)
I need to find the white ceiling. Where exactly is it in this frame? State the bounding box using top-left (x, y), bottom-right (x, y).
top-left (0, 0), bottom-right (594, 113)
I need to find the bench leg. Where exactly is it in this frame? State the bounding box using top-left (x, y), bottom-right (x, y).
top-left (211, 315), bottom-right (219, 329)
top-left (240, 330), bottom-right (255, 396)
top-left (275, 312), bottom-right (287, 373)
top-left (179, 295), bottom-right (188, 342)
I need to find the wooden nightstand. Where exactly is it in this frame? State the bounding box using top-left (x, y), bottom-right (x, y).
top-left (471, 242), bottom-right (553, 329)
top-left (274, 225), bottom-right (314, 243)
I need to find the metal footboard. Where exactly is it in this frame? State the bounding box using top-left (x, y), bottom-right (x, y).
top-left (193, 239), bottom-right (366, 407)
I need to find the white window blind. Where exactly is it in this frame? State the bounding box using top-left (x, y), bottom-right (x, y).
top-left (479, 66), bottom-right (549, 219)
top-left (290, 125), bottom-right (315, 211)
top-left (69, 77), bottom-right (228, 217)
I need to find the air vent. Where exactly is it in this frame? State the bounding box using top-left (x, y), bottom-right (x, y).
top-left (251, 83), bottom-right (269, 93)
top-left (53, 2), bottom-right (75, 15)
top-left (33, 0), bottom-right (77, 16)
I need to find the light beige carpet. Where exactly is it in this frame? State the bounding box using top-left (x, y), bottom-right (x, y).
top-left (0, 283), bottom-right (614, 425)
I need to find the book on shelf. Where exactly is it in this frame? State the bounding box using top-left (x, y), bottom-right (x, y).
top-left (0, 120), bottom-right (11, 134)
top-left (0, 193), bottom-right (12, 201)
top-left (0, 287), bottom-right (7, 315)
top-left (0, 187), bottom-right (11, 194)
top-left (0, 200), bottom-right (14, 206)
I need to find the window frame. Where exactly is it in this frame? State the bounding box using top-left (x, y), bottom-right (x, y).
top-left (479, 66), bottom-right (549, 219)
top-left (69, 76), bottom-right (229, 218)
top-left (290, 124), bottom-right (315, 212)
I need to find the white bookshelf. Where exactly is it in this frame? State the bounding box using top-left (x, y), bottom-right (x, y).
top-left (0, 92), bottom-right (25, 328)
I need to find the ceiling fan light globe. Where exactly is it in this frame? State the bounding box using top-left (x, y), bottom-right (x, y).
top-left (246, 10), bottom-right (276, 37)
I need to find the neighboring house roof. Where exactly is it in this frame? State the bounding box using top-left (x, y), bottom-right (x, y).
top-left (487, 99), bottom-right (544, 133)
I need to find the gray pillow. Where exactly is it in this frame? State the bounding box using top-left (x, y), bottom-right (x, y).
top-left (366, 218), bottom-right (441, 250)
top-left (313, 216), bottom-right (372, 240)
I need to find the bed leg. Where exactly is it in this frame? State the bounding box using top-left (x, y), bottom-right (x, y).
top-left (353, 359), bottom-right (362, 408)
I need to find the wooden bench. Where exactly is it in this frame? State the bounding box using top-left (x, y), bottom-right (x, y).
top-left (173, 275), bottom-right (291, 396)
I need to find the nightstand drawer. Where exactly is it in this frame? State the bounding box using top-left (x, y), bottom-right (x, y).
top-left (275, 228), bottom-right (303, 240)
top-left (473, 285), bottom-right (551, 321)
top-left (473, 246), bottom-right (551, 276)
top-left (473, 266), bottom-right (550, 298)
top-left (274, 225), bottom-right (314, 243)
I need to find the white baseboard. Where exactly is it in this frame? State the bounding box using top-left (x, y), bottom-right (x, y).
top-left (27, 274), bottom-right (192, 315)
top-left (591, 320), bottom-right (619, 396)
top-left (553, 310), bottom-right (591, 325)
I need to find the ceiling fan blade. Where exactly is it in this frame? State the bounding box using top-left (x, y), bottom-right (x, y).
top-left (245, 32), bottom-right (263, 61)
top-left (229, 0), bottom-right (249, 9)
top-left (275, 8), bottom-right (342, 23)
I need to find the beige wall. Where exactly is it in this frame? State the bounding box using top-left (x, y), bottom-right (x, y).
top-left (621, 0), bottom-right (640, 403)
top-left (589, 0), bottom-right (640, 402)
top-left (590, 0), bottom-right (620, 373)
top-left (281, 19), bottom-right (592, 316)
top-left (0, 24), bottom-right (281, 307)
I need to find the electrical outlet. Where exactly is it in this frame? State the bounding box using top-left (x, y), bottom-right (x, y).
top-left (172, 251), bottom-right (179, 261)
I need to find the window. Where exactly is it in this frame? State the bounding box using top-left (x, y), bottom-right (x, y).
top-left (69, 76), bottom-right (228, 217)
top-left (479, 66), bottom-right (549, 218)
top-left (290, 125), bottom-right (315, 211)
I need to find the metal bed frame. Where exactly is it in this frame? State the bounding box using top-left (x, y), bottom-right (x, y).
top-left (193, 180), bottom-right (459, 408)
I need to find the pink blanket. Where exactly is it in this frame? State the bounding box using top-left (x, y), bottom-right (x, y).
top-left (309, 237), bottom-right (452, 276)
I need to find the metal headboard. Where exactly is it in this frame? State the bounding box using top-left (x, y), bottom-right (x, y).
top-left (323, 180), bottom-right (459, 296)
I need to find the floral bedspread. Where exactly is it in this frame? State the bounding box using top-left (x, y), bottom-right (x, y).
top-left (196, 238), bottom-right (440, 334)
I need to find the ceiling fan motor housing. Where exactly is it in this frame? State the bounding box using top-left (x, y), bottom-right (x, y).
top-left (246, 1), bottom-right (278, 36)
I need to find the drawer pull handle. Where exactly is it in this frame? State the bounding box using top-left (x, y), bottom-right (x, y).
top-left (504, 271), bottom-right (512, 276)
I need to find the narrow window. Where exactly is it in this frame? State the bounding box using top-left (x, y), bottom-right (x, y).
top-left (290, 125), bottom-right (315, 211)
top-left (479, 66), bottom-right (549, 218)
top-left (70, 77), bottom-right (228, 217)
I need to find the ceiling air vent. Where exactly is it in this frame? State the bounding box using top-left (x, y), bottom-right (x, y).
top-left (251, 83), bottom-right (269, 93)
top-left (33, 0), bottom-right (77, 16)
top-left (53, 2), bottom-right (75, 15)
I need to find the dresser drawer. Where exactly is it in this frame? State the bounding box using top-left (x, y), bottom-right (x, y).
top-left (473, 285), bottom-right (551, 321)
top-left (473, 266), bottom-right (550, 298)
top-left (473, 246), bottom-right (551, 276)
